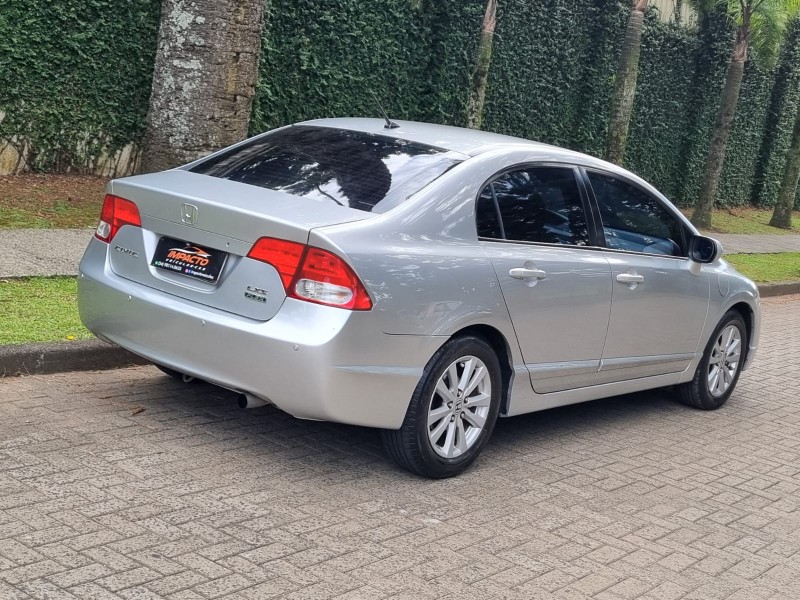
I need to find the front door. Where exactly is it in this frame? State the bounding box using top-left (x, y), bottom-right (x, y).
top-left (476, 166), bottom-right (612, 393)
top-left (584, 170), bottom-right (710, 383)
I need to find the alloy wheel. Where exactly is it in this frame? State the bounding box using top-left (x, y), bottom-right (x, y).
top-left (707, 324), bottom-right (742, 398)
top-left (427, 355), bottom-right (492, 458)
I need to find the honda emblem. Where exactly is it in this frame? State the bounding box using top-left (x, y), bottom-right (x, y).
top-left (181, 203), bottom-right (198, 225)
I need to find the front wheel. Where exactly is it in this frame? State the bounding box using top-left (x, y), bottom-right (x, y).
top-left (382, 336), bottom-right (501, 478)
top-left (678, 310), bottom-right (747, 410)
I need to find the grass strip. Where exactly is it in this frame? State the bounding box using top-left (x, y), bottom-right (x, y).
top-left (0, 276), bottom-right (92, 345)
top-left (725, 253), bottom-right (800, 283)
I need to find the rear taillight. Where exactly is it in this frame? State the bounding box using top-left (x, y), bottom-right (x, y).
top-left (95, 194), bottom-right (142, 243)
top-left (246, 237), bottom-right (305, 289)
top-left (247, 237), bottom-right (372, 311)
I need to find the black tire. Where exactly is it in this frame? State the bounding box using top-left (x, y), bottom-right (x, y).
top-left (381, 336), bottom-right (502, 478)
top-left (154, 364), bottom-right (200, 384)
top-left (678, 310), bottom-right (747, 410)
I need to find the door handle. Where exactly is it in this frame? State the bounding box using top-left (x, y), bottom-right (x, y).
top-left (616, 273), bottom-right (644, 284)
top-left (510, 267), bottom-right (547, 280)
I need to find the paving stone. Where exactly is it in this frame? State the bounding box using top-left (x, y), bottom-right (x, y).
top-left (1, 296), bottom-right (800, 598)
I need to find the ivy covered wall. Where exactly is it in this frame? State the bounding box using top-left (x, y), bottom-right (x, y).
top-left (0, 0), bottom-right (160, 172)
top-left (2, 0), bottom-right (799, 207)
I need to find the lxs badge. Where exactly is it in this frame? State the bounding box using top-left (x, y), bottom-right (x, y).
top-left (245, 285), bottom-right (268, 304)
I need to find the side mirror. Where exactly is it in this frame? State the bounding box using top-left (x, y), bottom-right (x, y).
top-left (689, 235), bottom-right (723, 263)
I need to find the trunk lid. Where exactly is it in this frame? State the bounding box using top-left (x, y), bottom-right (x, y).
top-left (106, 170), bottom-right (371, 321)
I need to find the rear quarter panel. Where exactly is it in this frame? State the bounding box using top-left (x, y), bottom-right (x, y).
top-left (310, 152), bottom-right (554, 366)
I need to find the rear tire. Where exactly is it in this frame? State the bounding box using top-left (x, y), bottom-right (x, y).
top-left (382, 336), bottom-right (501, 478)
top-left (678, 310), bottom-right (747, 410)
top-left (154, 364), bottom-right (199, 384)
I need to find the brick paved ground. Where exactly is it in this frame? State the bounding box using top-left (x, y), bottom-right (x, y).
top-left (1, 296), bottom-right (799, 600)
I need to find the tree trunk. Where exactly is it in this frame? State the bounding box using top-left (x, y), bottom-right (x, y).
top-left (691, 31), bottom-right (748, 229)
top-left (140, 0), bottom-right (265, 173)
top-left (769, 103), bottom-right (800, 228)
top-left (466, 0), bottom-right (497, 130)
top-left (674, 0), bottom-right (683, 25)
top-left (606, 0), bottom-right (648, 165)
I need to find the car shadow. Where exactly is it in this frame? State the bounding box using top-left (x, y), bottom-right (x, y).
top-left (96, 367), bottom-right (693, 483)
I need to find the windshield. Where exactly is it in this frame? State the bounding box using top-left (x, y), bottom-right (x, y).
top-left (189, 125), bottom-right (463, 212)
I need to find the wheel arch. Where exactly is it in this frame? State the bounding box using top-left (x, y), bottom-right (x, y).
top-left (727, 300), bottom-right (755, 364)
top-left (448, 324), bottom-right (515, 416)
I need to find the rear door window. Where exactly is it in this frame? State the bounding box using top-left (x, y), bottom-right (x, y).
top-left (476, 166), bottom-right (590, 246)
top-left (189, 125), bottom-right (463, 212)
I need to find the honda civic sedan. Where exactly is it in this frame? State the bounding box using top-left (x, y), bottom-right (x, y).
top-left (78, 118), bottom-right (760, 478)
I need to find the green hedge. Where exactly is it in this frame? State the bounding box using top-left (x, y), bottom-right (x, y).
top-left (483, 0), bottom-right (625, 155)
top-left (251, 0), bottom-right (485, 131)
top-left (0, 0), bottom-right (160, 171)
top-left (751, 20), bottom-right (800, 207)
top-left (2, 0), bottom-right (799, 208)
top-left (625, 17), bottom-right (702, 201)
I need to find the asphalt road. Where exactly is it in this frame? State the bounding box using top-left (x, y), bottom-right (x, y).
top-left (0, 295), bottom-right (799, 599)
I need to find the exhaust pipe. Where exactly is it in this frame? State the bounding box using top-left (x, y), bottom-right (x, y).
top-left (237, 393), bottom-right (269, 409)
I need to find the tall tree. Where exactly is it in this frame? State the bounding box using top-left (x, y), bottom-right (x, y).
top-left (769, 101), bottom-right (800, 227)
top-left (140, 0), bottom-right (265, 173)
top-left (606, 0), bottom-right (649, 165)
top-left (466, 0), bottom-right (498, 130)
top-left (691, 0), bottom-right (800, 228)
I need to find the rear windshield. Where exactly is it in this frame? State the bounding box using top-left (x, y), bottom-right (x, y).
top-left (189, 125), bottom-right (463, 212)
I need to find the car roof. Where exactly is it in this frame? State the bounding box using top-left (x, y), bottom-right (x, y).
top-left (300, 117), bottom-right (570, 157)
top-left (297, 118), bottom-right (697, 232)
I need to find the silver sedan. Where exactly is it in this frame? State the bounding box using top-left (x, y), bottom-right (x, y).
top-left (78, 118), bottom-right (761, 478)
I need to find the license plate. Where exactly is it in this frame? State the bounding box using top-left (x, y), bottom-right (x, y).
top-left (151, 237), bottom-right (227, 285)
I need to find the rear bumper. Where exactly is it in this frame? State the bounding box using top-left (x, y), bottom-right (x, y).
top-left (78, 239), bottom-right (442, 429)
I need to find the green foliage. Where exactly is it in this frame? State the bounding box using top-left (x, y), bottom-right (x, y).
top-left (625, 17), bottom-right (704, 200)
top-left (484, 0), bottom-right (625, 155)
top-left (717, 63), bottom-right (774, 206)
top-left (250, 0), bottom-right (484, 132)
top-left (0, 0), bottom-right (160, 172)
top-left (3, 0), bottom-right (800, 210)
top-left (752, 20), bottom-right (800, 206)
top-left (669, 9), bottom-right (734, 206)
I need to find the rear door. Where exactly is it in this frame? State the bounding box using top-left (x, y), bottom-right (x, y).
top-left (478, 165), bottom-right (612, 393)
top-left (583, 170), bottom-right (710, 383)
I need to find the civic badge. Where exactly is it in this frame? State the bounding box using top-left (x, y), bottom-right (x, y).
top-left (181, 203), bottom-right (198, 225)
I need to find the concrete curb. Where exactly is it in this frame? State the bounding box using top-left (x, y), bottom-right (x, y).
top-left (0, 338), bottom-right (149, 377)
top-left (758, 281), bottom-right (800, 298)
top-left (0, 281), bottom-right (798, 377)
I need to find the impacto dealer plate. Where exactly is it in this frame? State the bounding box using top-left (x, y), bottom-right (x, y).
top-left (151, 236), bottom-right (227, 285)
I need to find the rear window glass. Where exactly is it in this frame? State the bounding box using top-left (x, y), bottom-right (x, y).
top-left (189, 125), bottom-right (463, 212)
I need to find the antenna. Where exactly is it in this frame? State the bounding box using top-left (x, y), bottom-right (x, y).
top-left (370, 92), bottom-right (400, 129)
